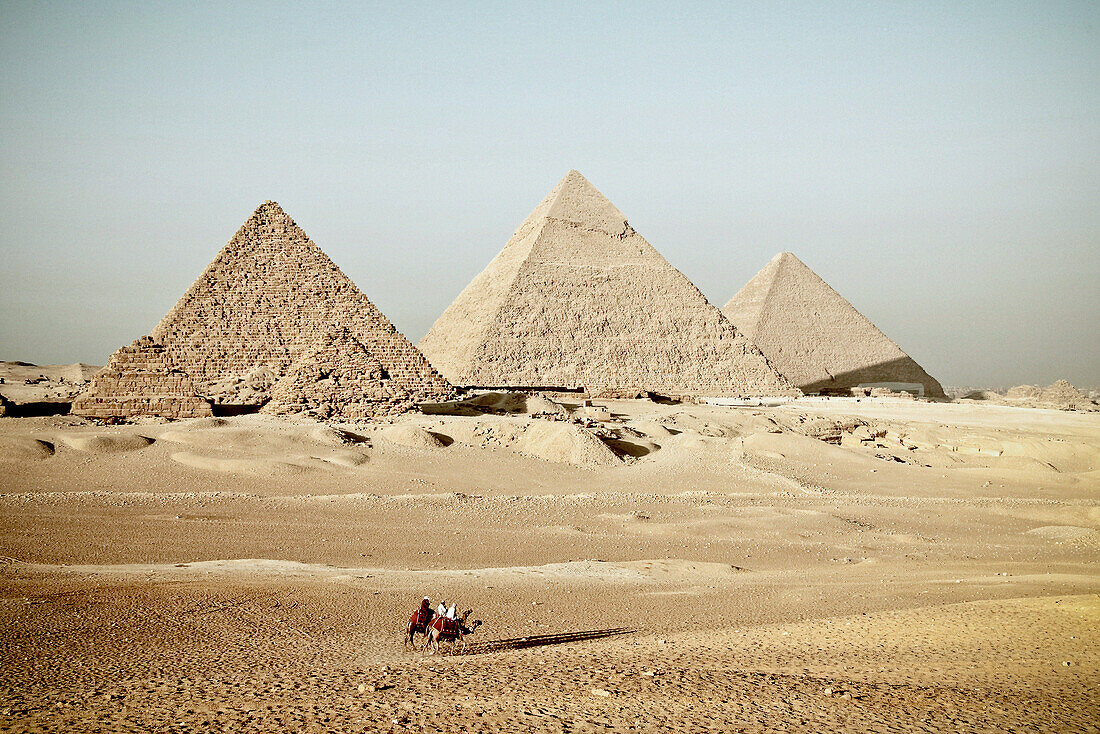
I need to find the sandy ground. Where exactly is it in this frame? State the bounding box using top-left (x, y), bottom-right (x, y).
top-left (1, 396), bottom-right (1098, 732)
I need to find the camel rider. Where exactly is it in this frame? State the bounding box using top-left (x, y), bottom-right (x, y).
top-left (446, 602), bottom-right (457, 620)
top-left (436, 600), bottom-right (448, 618)
top-left (419, 597), bottom-right (432, 618)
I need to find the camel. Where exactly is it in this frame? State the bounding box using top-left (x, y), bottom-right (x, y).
top-left (425, 610), bottom-right (482, 654)
top-left (405, 606), bottom-right (436, 647)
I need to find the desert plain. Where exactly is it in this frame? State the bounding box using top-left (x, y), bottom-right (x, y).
top-left (1, 383), bottom-right (1098, 733)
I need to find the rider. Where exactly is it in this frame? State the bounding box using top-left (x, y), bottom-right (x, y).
top-left (436, 599), bottom-right (448, 618)
top-left (419, 597), bottom-right (432, 620)
top-left (446, 602), bottom-right (457, 620)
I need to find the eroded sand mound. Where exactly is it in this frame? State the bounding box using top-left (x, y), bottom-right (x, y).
top-left (380, 425), bottom-right (446, 449)
top-left (0, 437), bottom-right (54, 463)
top-left (155, 418), bottom-right (371, 476)
top-left (441, 416), bottom-right (619, 467)
top-left (169, 451), bottom-right (307, 476)
top-left (518, 421), bottom-right (619, 466)
top-left (58, 434), bottom-right (154, 454)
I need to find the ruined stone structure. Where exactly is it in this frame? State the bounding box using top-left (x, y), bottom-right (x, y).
top-left (262, 327), bottom-right (418, 419)
top-left (722, 252), bottom-right (945, 398)
top-left (419, 170), bottom-right (796, 397)
top-left (71, 337), bottom-right (213, 419)
top-left (76, 202), bottom-right (453, 419)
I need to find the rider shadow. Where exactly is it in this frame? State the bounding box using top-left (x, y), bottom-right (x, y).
top-left (458, 627), bottom-right (634, 655)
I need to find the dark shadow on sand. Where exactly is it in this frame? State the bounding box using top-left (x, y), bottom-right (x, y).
top-left (458, 627), bottom-right (634, 655)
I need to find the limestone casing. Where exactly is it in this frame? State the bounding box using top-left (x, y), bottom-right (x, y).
top-left (722, 252), bottom-right (945, 398)
top-left (419, 171), bottom-right (797, 398)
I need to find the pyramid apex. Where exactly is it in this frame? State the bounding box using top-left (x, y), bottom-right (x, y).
top-left (556, 169), bottom-right (595, 190)
top-left (255, 200), bottom-right (286, 213)
top-left (544, 170), bottom-right (629, 233)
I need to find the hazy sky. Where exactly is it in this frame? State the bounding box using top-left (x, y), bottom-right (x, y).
top-left (1, 1), bottom-right (1097, 388)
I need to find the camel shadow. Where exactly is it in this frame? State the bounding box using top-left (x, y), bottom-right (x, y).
top-left (458, 627), bottom-right (634, 655)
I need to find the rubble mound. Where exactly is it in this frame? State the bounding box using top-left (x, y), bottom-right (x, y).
top-left (380, 425), bottom-right (446, 449)
top-left (1037, 380), bottom-right (1096, 411)
top-left (960, 381), bottom-right (1098, 412)
top-left (262, 328), bottom-right (420, 420)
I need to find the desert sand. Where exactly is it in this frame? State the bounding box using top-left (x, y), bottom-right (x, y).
top-left (1, 393), bottom-right (1098, 732)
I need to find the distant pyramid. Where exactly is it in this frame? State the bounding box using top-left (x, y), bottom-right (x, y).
top-left (722, 252), bottom-right (944, 397)
top-left (79, 202), bottom-right (453, 418)
top-left (263, 327), bottom-right (418, 419)
top-left (71, 337), bottom-right (213, 419)
top-left (419, 171), bottom-right (795, 396)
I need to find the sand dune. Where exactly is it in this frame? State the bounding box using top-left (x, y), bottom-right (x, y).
top-left (0, 436), bottom-right (54, 462)
top-left (380, 424), bottom-right (447, 449)
top-left (57, 433), bottom-right (154, 453)
top-left (1, 396), bottom-right (1097, 731)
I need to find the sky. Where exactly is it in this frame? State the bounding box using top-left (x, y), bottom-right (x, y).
top-left (1, 1), bottom-right (1097, 389)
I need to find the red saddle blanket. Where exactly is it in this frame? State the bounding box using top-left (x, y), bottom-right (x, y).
top-left (408, 610), bottom-right (432, 631)
top-left (430, 617), bottom-right (461, 636)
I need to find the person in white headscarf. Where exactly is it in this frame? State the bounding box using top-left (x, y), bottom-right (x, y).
top-left (446, 602), bottom-right (457, 620)
top-left (436, 600), bottom-right (448, 618)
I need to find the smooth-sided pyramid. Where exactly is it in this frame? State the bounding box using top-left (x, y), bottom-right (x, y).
top-left (71, 337), bottom-right (213, 419)
top-left (262, 327), bottom-right (417, 419)
top-left (722, 252), bottom-right (945, 397)
top-left (78, 202), bottom-right (453, 418)
top-left (419, 171), bottom-right (796, 396)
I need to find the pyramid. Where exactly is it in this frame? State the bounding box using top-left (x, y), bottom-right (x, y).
top-left (419, 171), bottom-right (796, 397)
top-left (83, 202), bottom-right (453, 418)
top-left (262, 327), bottom-right (418, 419)
top-left (72, 337), bottom-right (213, 419)
top-left (722, 252), bottom-right (945, 397)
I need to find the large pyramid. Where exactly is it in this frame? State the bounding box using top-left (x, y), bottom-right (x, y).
top-left (722, 252), bottom-right (945, 397)
top-left (418, 171), bottom-right (796, 397)
top-left (79, 202), bottom-right (453, 417)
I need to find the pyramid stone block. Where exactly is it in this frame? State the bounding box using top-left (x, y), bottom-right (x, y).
top-left (71, 337), bottom-right (213, 419)
top-left (722, 252), bottom-right (945, 397)
top-left (419, 171), bottom-right (796, 397)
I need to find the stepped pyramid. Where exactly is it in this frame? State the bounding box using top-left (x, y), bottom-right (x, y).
top-left (722, 252), bottom-right (944, 397)
top-left (263, 327), bottom-right (418, 419)
top-left (71, 337), bottom-right (213, 419)
top-left (78, 202), bottom-right (453, 418)
top-left (419, 171), bottom-right (796, 396)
